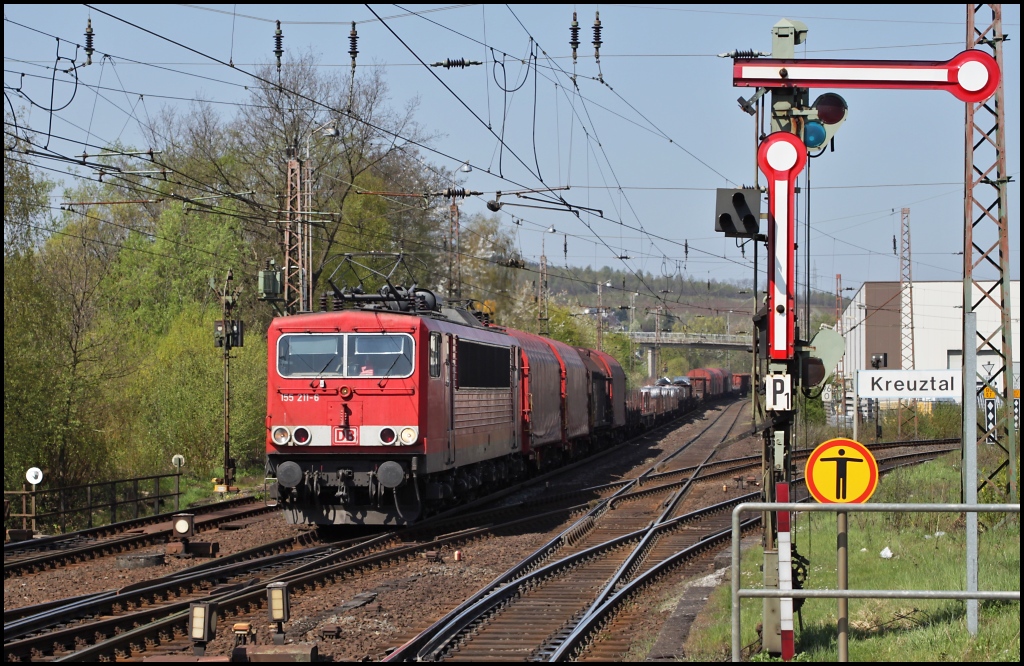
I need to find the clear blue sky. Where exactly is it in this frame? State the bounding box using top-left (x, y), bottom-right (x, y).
top-left (5, 4), bottom-right (1020, 299)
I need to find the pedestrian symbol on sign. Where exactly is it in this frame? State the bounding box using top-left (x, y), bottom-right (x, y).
top-left (805, 438), bottom-right (878, 504)
top-left (818, 448), bottom-right (864, 500)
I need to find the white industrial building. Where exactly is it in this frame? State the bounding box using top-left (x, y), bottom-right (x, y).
top-left (837, 280), bottom-right (1020, 395)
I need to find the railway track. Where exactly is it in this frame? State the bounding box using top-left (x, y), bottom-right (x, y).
top-left (0, 401), bottom-right (700, 581)
top-left (3, 496), bottom-right (273, 579)
top-left (383, 400), bottom-right (751, 661)
top-left (384, 418), bottom-right (958, 662)
top-left (3, 402), bottom-right (957, 662)
top-left (540, 440), bottom-right (962, 659)
top-left (4, 403), bottom-right (736, 662)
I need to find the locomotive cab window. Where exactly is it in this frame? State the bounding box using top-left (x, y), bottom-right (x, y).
top-left (429, 332), bottom-right (441, 378)
top-left (277, 333), bottom-right (414, 378)
top-left (277, 334), bottom-right (343, 376)
top-left (347, 334), bottom-right (414, 378)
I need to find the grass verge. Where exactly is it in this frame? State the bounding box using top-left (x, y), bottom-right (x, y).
top-left (685, 451), bottom-right (1020, 661)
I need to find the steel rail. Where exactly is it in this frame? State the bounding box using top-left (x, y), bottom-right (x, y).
top-left (548, 447), bottom-right (961, 661)
top-left (4, 502), bottom-right (274, 578)
top-left (3, 496), bottom-right (257, 555)
top-left (48, 503), bottom-right (592, 662)
top-left (384, 401), bottom-right (749, 662)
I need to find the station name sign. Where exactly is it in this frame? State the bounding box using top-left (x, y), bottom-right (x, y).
top-left (858, 370), bottom-right (961, 400)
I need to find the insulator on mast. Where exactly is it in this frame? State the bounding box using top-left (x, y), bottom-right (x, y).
top-left (438, 188), bottom-right (482, 199)
top-left (274, 20), bottom-right (284, 72)
top-left (430, 58), bottom-right (482, 69)
top-left (592, 12), bottom-right (602, 63)
top-left (84, 18), bottom-right (94, 66)
top-left (349, 22), bottom-right (359, 72)
top-left (569, 12), bottom-right (580, 65)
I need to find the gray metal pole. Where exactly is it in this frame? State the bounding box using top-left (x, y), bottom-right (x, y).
top-left (963, 311), bottom-right (978, 636)
top-left (837, 510), bottom-right (849, 661)
top-left (732, 510), bottom-right (742, 661)
top-left (852, 370), bottom-right (859, 442)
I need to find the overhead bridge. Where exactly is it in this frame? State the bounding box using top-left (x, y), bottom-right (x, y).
top-left (628, 331), bottom-right (752, 352)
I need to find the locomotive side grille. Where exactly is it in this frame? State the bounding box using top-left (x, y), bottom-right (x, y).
top-left (454, 389), bottom-right (513, 431)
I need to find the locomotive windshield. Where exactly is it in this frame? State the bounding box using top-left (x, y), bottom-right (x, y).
top-left (277, 333), bottom-right (414, 378)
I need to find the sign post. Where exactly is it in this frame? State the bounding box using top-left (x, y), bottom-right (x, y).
top-left (729, 21), bottom-right (1001, 659)
top-left (805, 438), bottom-right (879, 662)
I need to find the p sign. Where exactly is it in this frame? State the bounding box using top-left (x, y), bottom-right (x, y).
top-left (765, 374), bottom-right (792, 411)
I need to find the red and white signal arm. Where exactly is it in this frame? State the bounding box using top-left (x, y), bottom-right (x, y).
top-left (757, 132), bottom-right (806, 361)
top-left (734, 50), bottom-right (999, 103)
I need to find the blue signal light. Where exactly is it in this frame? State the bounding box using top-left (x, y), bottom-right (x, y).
top-left (804, 121), bottom-right (827, 149)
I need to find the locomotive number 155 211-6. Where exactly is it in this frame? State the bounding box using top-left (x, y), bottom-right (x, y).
top-left (279, 394), bottom-right (320, 402)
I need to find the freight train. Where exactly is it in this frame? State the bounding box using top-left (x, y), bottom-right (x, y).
top-left (264, 286), bottom-right (736, 526)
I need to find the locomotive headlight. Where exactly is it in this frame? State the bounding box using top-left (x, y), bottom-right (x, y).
top-left (379, 427), bottom-right (396, 444)
top-left (292, 427), bottom-right (311, 445)
top-left (272, 427), bottom-right (291, 446)
top-left (400, 427), bottom-right (417, 445)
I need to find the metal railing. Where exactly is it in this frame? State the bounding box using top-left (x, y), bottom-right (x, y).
top-left (730, 502), bottom-right (1020, 662)
top-left (4, 472), bottom-right (183, 533)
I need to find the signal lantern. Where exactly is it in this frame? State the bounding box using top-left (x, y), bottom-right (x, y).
top-left (804, 92), bottom-right (848, 150)
top-left (172, 513), bottom-right (195, 539)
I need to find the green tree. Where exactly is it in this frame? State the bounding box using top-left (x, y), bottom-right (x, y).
top-left (4, 113), bottom-right (62, 487)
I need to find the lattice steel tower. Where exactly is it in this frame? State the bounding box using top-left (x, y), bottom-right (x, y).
top-left (898, 208), bottom-right (918, 438)
top-left (282, 157), bottom-right (306, 314)
top-left (964, 4), bottom-right (1016, 501)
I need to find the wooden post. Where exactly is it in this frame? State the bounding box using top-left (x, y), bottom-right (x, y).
top-left (60, 487), bottom-right (66, 534)
top-left (174, 472), bottom-right (180, 512)
top-left (110, 481), bottom-right (117, 524)
top-left (87, 485), bottom-right (93, 528)
top-left (132, 478), bottom-right (140, 519)
top-left (153, 477), bottom-right (160, 515)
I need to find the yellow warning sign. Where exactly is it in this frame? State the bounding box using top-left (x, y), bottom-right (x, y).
top-left (1015, 389), bottom-right (1020, 399)
top-left (983, 386), bottom-right (997, 400)
top-left (805, 438), bottom-right (879, 504)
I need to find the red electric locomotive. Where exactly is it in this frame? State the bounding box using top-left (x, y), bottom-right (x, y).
top-left (265, 285), bottom-right (632, 527)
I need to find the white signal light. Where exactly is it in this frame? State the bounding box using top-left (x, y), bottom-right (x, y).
top-left (272, 427), bottom-right (291, 445)
top-left (400, 427), bottom-right (417, 445)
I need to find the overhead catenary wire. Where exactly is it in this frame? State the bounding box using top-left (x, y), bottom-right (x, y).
top-left (6, 7), bottom-right (950, 286)
top-left (4, 7), bottom-right (991, 299)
